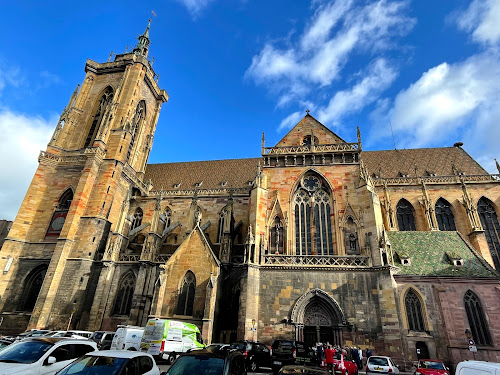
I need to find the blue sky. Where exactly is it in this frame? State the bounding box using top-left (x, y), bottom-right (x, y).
top-left (0, 0), bottom-right (499, 220)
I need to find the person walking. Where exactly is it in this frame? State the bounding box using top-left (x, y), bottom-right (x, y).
top-left (358, 347), bottom-right (363, 368)
top-left (324, 344), bottom-right (335, 374)
top-left (366, 347), bottom-right (372, 359)
top-left (316, 342), bottom-right (324, 367)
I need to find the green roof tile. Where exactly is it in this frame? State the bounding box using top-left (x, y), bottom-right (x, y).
top-left (386, 231), bottom-right (498, 278)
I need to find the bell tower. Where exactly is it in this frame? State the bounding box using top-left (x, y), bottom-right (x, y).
top-left (0, 21), bottom-right (168, 332)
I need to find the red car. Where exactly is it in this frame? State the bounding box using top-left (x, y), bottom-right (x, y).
top-left (415, 359), bottom-right (450, 375)
top-left (333, 352), bottom-right (359, 375)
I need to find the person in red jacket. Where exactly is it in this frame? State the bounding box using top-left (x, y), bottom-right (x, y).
top-left (324, 344), bottom-right (335, 373)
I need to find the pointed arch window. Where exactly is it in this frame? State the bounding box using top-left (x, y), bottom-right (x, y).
top-left (464, 290), bottom-right (492, 346)
top-left (217, 208), bottom-right (226, 244)
top-left (127, 101), bottom-right (146, 163)
top-left (397, 199), bottom-right (416, 231)
top-left (176, 271), bottom-right (196, 316)
top-left (131, 208), bottom-right (143, 230)
top-left (45, 189), bottom-right (74, 238)
top-left (435, 198), bottom-right (456, 231)
top-left (85, 87), bottom-right (113, 148)
top-left (405, 289), bottom-right (425, 331)
top-left (477, 197), bottom-right (500, 270)
top-left (270, 216), bottom-right (284, 254)
top-left (294, 174), bottom-right (333, 255)
top-left (113, 272), bottom-right (136, 315)
top-left (164, 207), bottom-right (172, 229)
top-left (18, 266), bottom-right (47, 312)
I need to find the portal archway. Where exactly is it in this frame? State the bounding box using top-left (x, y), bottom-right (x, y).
top-left (291, 289), bottom-right (346, 347)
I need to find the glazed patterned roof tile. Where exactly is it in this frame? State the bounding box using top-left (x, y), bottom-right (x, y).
top-left (387, 231), bottom-right (498, 277)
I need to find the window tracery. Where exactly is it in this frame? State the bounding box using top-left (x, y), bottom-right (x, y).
top-left (176, 271), bottom-right (196, 316)
top-left (477, 197), bottom-right (500, 270)
top-left (131, 208), bottom-right (143, 230)
top-left (294, 174), bottom-right (333, 255)
top-left (397, 199), bottom-right (416, 231)
top-left (464, 290), bottom-right (492, 346)
top-left (127, 101), bottom-right (146, 163)
top-left (435, 198), bottom-right (456, 231)
top-left (405, 288), bottom-right (425, 331)
top-left (113, 272), bottom-right (135, 315)
top-left (45, 189), bottom-right (74, 238)
top-left (19, 266), bottom-right (47, 312)
top-left (85, 87), bottom-right (113, 148)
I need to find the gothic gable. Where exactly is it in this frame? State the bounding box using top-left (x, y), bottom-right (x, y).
top-left (274, 114), bottom-right (346, 148)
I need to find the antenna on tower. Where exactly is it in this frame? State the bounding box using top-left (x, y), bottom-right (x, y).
top-left (389, 120), bottom-right (397, 150)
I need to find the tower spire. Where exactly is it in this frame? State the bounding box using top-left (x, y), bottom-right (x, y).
top-left (134, 19), bottom-right (151, 57)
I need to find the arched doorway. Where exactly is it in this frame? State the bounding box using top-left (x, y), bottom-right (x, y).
top-left (415, 341), bottom-right (430, 360)
top-left (291, 289), bottom-right (346, 348)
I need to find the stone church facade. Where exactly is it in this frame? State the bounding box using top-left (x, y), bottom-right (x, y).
top-left (0, 25), bottom-right (499, 369)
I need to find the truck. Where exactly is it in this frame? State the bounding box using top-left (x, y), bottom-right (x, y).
top-left (140, 319), bottom-right (204, 362)
top-left (110, 325), bottom-right (144, 351)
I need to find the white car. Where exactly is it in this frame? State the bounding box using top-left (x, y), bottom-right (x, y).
top-left (366, 355), bottom-right (400, 374)
top-left (0, 337), bottom-right (97, 374)
top-left (57, 350), bottom-right (162, 375)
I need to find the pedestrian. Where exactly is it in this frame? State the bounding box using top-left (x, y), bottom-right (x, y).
top-left (366, 347), bottom-right (372, 359)
top-left (316, 342), bottom-right (324, 366)
top-left (358, 347), bottom-right (363, 368)
top-left (324, 344), bottom-right (335, 374)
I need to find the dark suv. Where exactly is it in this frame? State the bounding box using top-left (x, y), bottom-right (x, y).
top-left (230, 341), bottom-right (271, 372)
top-left (271, 340), bottom-right (316, 374)
top-left (90, 331), bottom-right (115, 350)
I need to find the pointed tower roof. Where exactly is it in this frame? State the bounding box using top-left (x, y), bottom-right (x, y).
top-left (134, 19), bottom-right (151, 57)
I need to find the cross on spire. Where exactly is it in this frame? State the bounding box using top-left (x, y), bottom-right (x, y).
top-left (306, 109), bottom-right (310, 115)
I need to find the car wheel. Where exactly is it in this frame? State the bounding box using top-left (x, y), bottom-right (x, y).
top-left (249, 359), bottom-right (257, 372)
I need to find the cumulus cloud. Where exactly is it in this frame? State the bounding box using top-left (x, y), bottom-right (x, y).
top-left (0, 110), bottom-right (54, 220)
top-left (246, 0), bottom-right (414, 128)
top-left (456, 0), bottom-right (500, 46)
top-left (174, 0), bottom-right (215, 19)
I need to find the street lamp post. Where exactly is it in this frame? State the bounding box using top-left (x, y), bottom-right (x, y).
top-left (252, 318), bottom-right (256, 342)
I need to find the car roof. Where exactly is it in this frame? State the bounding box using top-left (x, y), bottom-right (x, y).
top-left (183, 347), bottom-right (240, 358)
top-left (419, 359), bottom-right (444, 362)
top-left (87, 350), bottom-right (152, 359)
top-left (24, 337), bottom-right (96, 345)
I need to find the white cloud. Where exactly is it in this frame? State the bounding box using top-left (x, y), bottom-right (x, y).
top-left (318, 58), bottom-right (397, 125)
top-left (174, 0), bottom-right (215, 18)
top-left (456, 0), bottom-right (500, 46)
top-left (0, 110), bottom-right (54, 220)
top-left (246, 0), bottom-right (415, 128)
top-left (279, 111), bottom-right (303, 131)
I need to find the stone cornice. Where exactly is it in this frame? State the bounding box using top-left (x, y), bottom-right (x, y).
top-left (149, 187), bottom-right (252, 198)
top-left (373, 174), bottom-right (500, 187)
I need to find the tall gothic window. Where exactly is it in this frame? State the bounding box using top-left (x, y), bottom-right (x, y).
top-left (477, 197), bottom-right (500, 270)
top-left (294, 174), bottom-right (333, 255)
top-left (164, 207), bottom-right (172, 229)
top-left (45, 188), bottom-right (74, 238)
top-left (464, 290), bottom-right (492, 346)
top-left (113, 272), bottom-right (136, 315)
top-left (176, 271), bottom-right (196, 316)
top-left (84, 87), bottom-right (113, 148)
top-left (18, 266), bottom-right (47, 312)
top-left (405, 288), bottom-right (425, 331)
top-left (131, 208), bottom-right (143, 230)
top-left (397, 199), bottom-right (416, 231)
top-left (217, 208), bottom-right (226, 244)
top-left (435, 198), bottom-right (456, 231)
top-left (127, 101), bottom-right (146, 163)
top-left (270, 216), bottom-right (284, 254)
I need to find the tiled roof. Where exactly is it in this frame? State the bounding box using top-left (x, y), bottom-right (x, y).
top-left (362, 147), bottom-right (487, 178)
top-left (145, 158), bottom-right (261, 191)
top-left (387, 231), bottom-right (498, 278)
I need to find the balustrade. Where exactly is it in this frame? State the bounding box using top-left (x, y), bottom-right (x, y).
top-left (262, 255), bottom-right (370, 267)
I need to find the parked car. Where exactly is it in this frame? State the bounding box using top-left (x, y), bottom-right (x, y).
top-left (0, 339), bottom-right (12, 351)
top-left (0, 337), bottom-right (97, 374)
top-left (366, 356), bottom-right (400, 374)
top-left (14, 329), bottom-right (51, 342)
top-left (270, 340), bottom-right (317, 374)
top-left (455, 360), bottom-right (500, 375)
top-left (278, 365), bottom-right (329, 375)
top-left (111, 325), bottom-right (144, 351)
top-left (56, 350), bottom-right (162, 375)
top-left (231, 340), bottom-right (271, 372)
top-left (414, 359), bottom-right (450, 375)
top-left (164, 346), bottom-right (246, 375)
top-left (90, 330), bottom-right (115, 350)
top-left (333, 352), bottom-right (359, 375)
top-left (66, 330), bottom-right (93, 339)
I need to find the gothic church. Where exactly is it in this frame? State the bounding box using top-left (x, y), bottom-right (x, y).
top-left (0, 23), bottom-right (499, 369)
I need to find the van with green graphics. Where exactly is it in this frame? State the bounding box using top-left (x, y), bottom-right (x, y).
top-left (140, 319), bottom-right (204, 362)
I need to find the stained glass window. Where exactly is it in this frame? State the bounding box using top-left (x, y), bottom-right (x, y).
top-left (397, 199), bottom-right (416, 231)
top-left (435, 198), bottom-right (456, 231)
top-left (177, 271), bottom-right (196, 316)
top-left (464, 290), bottom-right (492, 346)
top-left (405, 289), bottom-right (425, 331)
top-left (477, 197), bottom-right (500, 270)
top-left (85, 87), bottom-right (113, 148)
top-left (113, 272), bottom-right (136, 315)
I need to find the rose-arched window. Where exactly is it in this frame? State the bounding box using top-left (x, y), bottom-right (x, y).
top-left (84, 87), bottom-right (113, 147)
top-left (397, 199), bottom-right (416, 231)
top-left (293, 174), bottom-right (333, 255)
top-left (477, 197), bottom-right (500, 270)
top-left (435, 198), bottom-right (456, 231)
top-left (405, 288), bottom-right (425, 331)
top-left (113, 272), bottom-right (136, 315)
top-left (176, 271), bottom-right (196, 316)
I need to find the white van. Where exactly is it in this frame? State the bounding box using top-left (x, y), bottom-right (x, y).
top-left (140, 319), bottom-right (204, 362)
top-left (456, 361), bottom-right (500, 375)
top-left (110, 325), bottom-right (144, 351)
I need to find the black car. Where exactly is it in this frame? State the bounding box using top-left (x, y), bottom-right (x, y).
top-left (271, 340), bottom-right (317, 374)
top-left (90, 331), bottom-right (115, 350)
top-left (165, 346), bottom-right (246, 375)
top-left (231, 341), bottom-right (271, 372)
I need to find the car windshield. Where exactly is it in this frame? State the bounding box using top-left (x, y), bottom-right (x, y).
top-left (58, 355), bottom-right (128, 375)
top-left (167, 355), bottom-right (224, 375)
top-left (0, 341), bottom-right (52, 363)
top-left (420, 361), bottom-right (445, 370)
top-left (272, 341), bottom-right (294, 349)
top-left (369, 357), bottom-right (389, 366)
top-left (92, 332), bottom-right (104, 340)
top-left (231, 342), bottom-right (251, 351)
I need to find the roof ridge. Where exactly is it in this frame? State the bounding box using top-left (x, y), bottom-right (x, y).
top-left (147, 157), bottom-right (261, 167)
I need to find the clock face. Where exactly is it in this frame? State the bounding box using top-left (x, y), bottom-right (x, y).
top-left (51, 216), bottom-right (66, 231)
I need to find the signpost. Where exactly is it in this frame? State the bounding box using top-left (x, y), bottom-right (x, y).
top-left (465, 329), bottom-right (477, 356)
